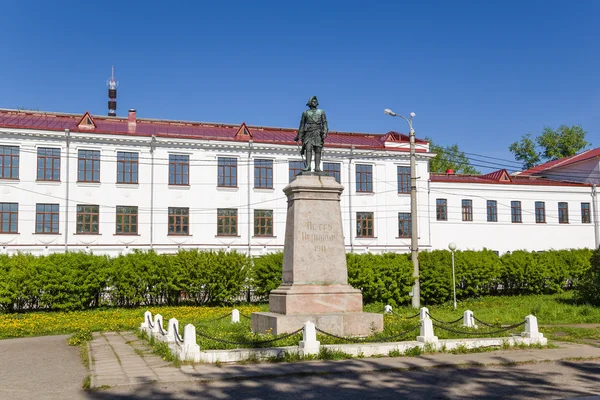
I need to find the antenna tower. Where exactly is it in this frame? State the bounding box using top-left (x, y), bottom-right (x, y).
top-left (107, 66), bottom-right (118, 116)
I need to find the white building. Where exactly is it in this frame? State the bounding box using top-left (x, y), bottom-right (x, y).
top-left (0, 108), bottom-right (596, 256)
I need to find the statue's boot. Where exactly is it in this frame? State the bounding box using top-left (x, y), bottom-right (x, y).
top-left (303, 149), bottom-right (312, 171)
top-left (314, 149), bottom-right (322, 172)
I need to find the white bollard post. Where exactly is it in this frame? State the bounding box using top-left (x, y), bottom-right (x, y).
top-left (522, 315), bottom-right (546, 344)
top-left (463, 310), bottom-right (477, 328)
top-left (384, 305), bottom-right (393, 314)
top-left (181, 324), bottom-right (200, 362)
top-left (152, 314), bottom-right (164, 339)
top-left (140, 310), bottom-right (153, 332)
top-left (167, 318), bottom-right (179, 343)
top-left (420, 307), bottom-right (429, 321)
top-left (417, 314), bottom-right (438, 343)
top-left (232, 309), bottom-right (240, 323)
top-left (299, 321), bottom-right (320, 356)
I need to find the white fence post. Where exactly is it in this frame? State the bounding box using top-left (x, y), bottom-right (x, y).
top-left (152, 314), bottom-right (164, 339)
top-left (420, 307), bottom-right (429, 321)
top-left (417, 314), bottom-right (438, 343)
top-left (167, 318), bottom-right (179, 343)
top-left (140, 311), bottom-right (153, 333)
top-left (232, 309), bottom-right (240, 323)
top-left (463, 310), bottom-right (477, 328)
top-left (299, 321), bottom-right (320, 356)
top-left (181, 324), bottom-right (200, 362)
top-left (384, 305), bottom-right (393, 314)
top-left (522, 315), bottom-right (546, 344)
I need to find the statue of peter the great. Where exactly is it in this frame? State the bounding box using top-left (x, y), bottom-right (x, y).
top-left (294, 96), bottom-right (328, 172)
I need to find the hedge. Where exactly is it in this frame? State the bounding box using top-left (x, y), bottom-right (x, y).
top-left (0, 248), bottom-right (593, 312)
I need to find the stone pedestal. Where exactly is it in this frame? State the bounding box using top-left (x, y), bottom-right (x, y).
top-left (252, 174), bottom-right (383, 336)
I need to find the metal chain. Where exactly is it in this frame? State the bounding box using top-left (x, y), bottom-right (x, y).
top-left (426, 313), bottom-right (463, 325)
top-left (172, 323), bottom-right (185, 344)
top-left (473, 316), bottom-right (497, 328)
top-left (432, 320), bottom-right (526, 336)
top-left (315, 324), bottom-right (421, 344)
top-left (240, 313), bottom-right (252, 320)
top-left (157, 323), bottom-right (167, 336)
top-left (195, 328), bottom-right (303, 346)
top-left (146, 314), bottom-right (155, 329)
top-left (385, 311), bottom-right (421, 320)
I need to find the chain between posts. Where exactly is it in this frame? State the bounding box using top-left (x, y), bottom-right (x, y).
top-left (240, 313), bottom-right (252, 320)
top-left (146, 314), bottom-right (154, 329)
top-left (385, 310), bottom-right (421, 320)
top-left (432, 320), bottom-right (526, 336)
top-left (195, 327), bottom-right (303, 346)
top-left (426, 313), bottom-right (463, 325)
top-left (315, 324), bottom-right (421, 344)
top-left (172, 322), bottom-right (185, 344)
top-left (473, 316), bottom-right (497, 328)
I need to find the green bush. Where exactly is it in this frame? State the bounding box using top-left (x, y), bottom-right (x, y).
top-left (575, 248), bottom-right (600, 305)
top-left (251, 252), bottom-right (283, 297)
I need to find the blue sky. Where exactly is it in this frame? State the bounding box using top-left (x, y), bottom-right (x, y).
top-left (2, 0), bottom-right (598, 171)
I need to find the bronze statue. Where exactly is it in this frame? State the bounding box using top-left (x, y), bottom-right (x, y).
top-left (294, 96), bottom-right (328, 172)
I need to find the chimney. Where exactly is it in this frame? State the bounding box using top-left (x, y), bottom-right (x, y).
top-left (128, 109), bottom-right (136, 132)
top-left (446, 169), bottom-right (455, 175)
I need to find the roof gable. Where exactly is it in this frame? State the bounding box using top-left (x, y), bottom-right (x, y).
top-left (480, 169), bottom-right (511, 182)
top-left (234, 122), bottom-right (252, 141)
top-left (77, 111), bottom-right (96, 130)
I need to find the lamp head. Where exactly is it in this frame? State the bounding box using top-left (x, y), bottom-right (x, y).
top-left (384, 108), bottom-right (397, 117)
top-left (410, 112), bottom-right (416, 118)
top-left (448, 242), bottom-right (457, 251)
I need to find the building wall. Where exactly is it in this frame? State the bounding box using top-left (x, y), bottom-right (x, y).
top-left (429, 181), bottom-right (596, 253)
top-left (0, 128), bottom-right (432, 256)
top-left (543, 158), bottom-right (600, 184)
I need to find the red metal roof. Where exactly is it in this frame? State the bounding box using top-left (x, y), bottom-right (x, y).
top-left (431, 171), bottom-right (590, 187)
top-left (519, 148), bottom-right (600, 176)
top-left (0, 109), bottom-right (428, 152)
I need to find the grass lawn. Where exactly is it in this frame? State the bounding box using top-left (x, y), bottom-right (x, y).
top-left (1, 292), bottom-right (598, 348)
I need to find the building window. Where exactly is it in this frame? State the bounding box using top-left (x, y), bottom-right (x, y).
top-left (356, 164), bottom-right (373, 193)
top-left (76, 205), bottom-right (99, 234)
top-left (289, 160), bottom-right (304, 182)
top-left (169, 154), bottom-right (189, 185)
top-left (436, 199), bottom-right (447, 221)
top-left (558, 202), bottom-right (569, 224)
top-left (116, 206), bottom-right (138, 235)
top-left (397, 166), bottom-right (410, 194)
top-left (254, 159), bottom-right (273, 188)
top-left (511, 201), bottom-right (522, 223)
top-left (0, 145), bottom-right (19, 179)
top-left (168, 207), bottom-right (189, 235)
top-left (217, 157), bottom-right (238, 187)
top-left (77, 150), bottom-right (100, 182)
top-left (254, 209), bottom-right (273, 237)
top-left (0, 203), bottom-right (18, 233)
top-left (582, 202), bottom-right (591, 224)
top-left (117, 152), bottom-right (139, 184)
top-left (323, 162), bottom-right (341, 183)
top-left (217, 208), bottom-right (238, 236)
top-left (487, 200), bottom-right (497, 222)
top-left (35, 203), bottom-right (59, 234)
top-left (462, 199), bottom-right (473, 221)
top-left (535, 201), bottom-right (546, 223)
top-left (356, 212), bottom-right (374, 238)
top-left (398, 212), bottom-right (411, 238)
top-left (37, 148), bottom-right (60, 181)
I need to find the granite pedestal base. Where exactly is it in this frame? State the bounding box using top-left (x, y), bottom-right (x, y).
top-left (269, 284), bottom-right (363, 314)
top-left (252, 311), bottom-right (383, 337)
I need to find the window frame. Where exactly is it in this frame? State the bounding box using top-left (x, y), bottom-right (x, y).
top-left (288, 160), bottom-right (304, 183)
top-left (398, 212), bottom-right (411, 238)
top-left (218, 157), bottom-right (238, 188)
top-left (487, 200), bottom-right (497, 222)
top-left (581, 202), bottom-right (591, 224)
top-left (535, 201), bottom-right (546, 223)
top-left (76, 204), bottom-right (100, 234)
top-left (254, 209), bottom-right (273, 237)
top-left (115, 205), bottom-right (138, 235)
top-left (356, 211), bottom-right (374, 238)
top-left (0, 202), bottom-right (18, 233)
top-left (168, 154), bottom-right (190, 186)
top-left (254, 159), bottom-right (274, 189)
top-left (116, 152), bottom-right (139, 184)
top-left (461, 199), bottom-right (473, 222)
top-left (558, 202), bottom-right (569, 224)
top-left (217, 208), bottom-right (238, 236)
top-left (355, 164), bottom-right (373, 193)
top-left (35, 203), bottom-right (59, 234)
top-left (397, 166), bottom-right (410, 194)
top-left (0, 145), bottom-right (20, 180)
top-left (77, 149), bottom-right (101, 183)
top-left (323, 162), bottom-right (341, 183)
top-left (436, 199), bottom-right (448, 221)
top-left (511, 201), bottom-right (522, 223)
top-left (37, 147), bottom-right (61, 181)
top-left (168, 207), bottom-right (190, 235)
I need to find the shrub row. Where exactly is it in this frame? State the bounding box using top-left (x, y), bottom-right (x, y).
top-left (0, 248), bottom-right (593, 312)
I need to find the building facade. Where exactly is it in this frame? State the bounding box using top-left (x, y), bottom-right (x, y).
top-left (0, 108), bottom-right (597, 256)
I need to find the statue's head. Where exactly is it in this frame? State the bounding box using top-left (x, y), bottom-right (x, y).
top-left (306, 96), bottom-right (319, 108)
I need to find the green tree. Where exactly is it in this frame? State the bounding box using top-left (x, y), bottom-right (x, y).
top-left (509, 125), bottom-right (589, 170)
top-left (426, 137), bottom-right (480, 174)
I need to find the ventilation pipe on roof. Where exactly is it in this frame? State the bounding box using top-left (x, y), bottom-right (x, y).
top-left (128, 109), bottom-right (136, 133)
top-left (446, 169), bottom-right (455, 175)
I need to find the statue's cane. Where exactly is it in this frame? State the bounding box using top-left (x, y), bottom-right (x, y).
top-left (295, 139), bottom-right (305, 165)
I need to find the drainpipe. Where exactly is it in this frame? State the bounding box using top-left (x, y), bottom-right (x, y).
top-left (64, 129), bottom-right (70, 252)
top-left (150, 134), bottom-right (156, 249)
top-left (592, 184), bottom-right (599, 249)
top-left (247, 140), bottom-right (253, 255)
top-left (348, 146), bottom-right (354, 253)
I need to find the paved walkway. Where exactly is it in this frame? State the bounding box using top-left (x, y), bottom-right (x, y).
top-left (89, 331), bottom-right (600, 389)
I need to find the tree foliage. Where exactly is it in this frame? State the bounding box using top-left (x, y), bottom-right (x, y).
top-left (426, 137), bottom-right (480, 174)
top-left (509, 125), bottom-right (589, 170)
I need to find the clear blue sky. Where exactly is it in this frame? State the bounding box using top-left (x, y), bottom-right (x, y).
top-left (2, 0), bottom-right (598, 171)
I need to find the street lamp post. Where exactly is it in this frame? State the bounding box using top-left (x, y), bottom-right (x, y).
top-left (448, 242), bottom-right (457, 310)
top-left (384, 108), bottom-right (420, 308)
